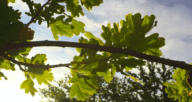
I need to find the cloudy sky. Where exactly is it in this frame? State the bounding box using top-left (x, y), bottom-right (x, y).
top-left (0, 0), bottom-right (192, 101)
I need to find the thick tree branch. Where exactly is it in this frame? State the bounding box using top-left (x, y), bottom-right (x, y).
top-left (0, 41), bottom-right (191, 71)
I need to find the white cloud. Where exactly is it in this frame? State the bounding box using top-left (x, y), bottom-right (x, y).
top-left (9, 0), bottom-right (29, 12)
top-left (76, 15), bottom-right (103, 32)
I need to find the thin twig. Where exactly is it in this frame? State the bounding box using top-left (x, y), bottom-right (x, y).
top-left (25, 0), bottom-right (52, 28)
top-left (0, 53), bottom-right (71, 69)
top-left (18, 64), bottom-right (26, 72)
top-left (0, 52), bottom-right (111, 69)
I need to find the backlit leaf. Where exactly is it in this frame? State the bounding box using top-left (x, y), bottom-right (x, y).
top-left (71, 19), bottom-right (85, 35)
top-left (50, 20), bottom-right (73, 40)
top-left (20, 78), bottom-right (37, 96)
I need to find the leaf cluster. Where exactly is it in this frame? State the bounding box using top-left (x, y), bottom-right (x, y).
top-left (39, 61), bottom-right (178, 102)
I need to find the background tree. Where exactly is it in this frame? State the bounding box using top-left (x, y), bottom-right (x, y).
top-left (38, 75), bottom-right (80, 102)
top-left (39, 59), bottom-right (178, 102)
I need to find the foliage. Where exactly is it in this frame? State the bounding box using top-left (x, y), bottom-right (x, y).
top-left (0, 0), bottom-right (192, 101)
top-left (163, 66), bottom-right (192, 102)
top-left (68, 11), bottom-right (164, 101)
top-left (39, 60), bottom-right (177, 102)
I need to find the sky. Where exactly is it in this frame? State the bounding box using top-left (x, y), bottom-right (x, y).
top-left (0, 0), bottom-right (192, 101)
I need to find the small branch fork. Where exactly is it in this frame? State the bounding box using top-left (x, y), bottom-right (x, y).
top-left (0, 41), bottom-right (191, 71)
top-left (0, 53), bottom-right (71, 70)
top-left (0, 52), bottom-right (111, 71)
top-left (25, 0), bottom-right (52, 28)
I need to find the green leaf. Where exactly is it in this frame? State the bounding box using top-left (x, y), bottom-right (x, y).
top-left (0, 72), bottom-right (4, 79)
top-left (142, 15), bottom-right (150, 26)
top-left (132, 13), bottom-right (142, 27)
top-left (78, 78), bottom-right (97, 95)
top-left (163, 82), bottom-right (172, 86)
top-left (85, 74), bottom-right (99, 89)
top-left (0, 22), bottom-right (24, 47)
top-left (101, 24), bottom-right (112, 47)
top-left (0, 72), bottom-right (8, 80)
top-left (20, 78), bottom-right (37, 96)
top-left (118, 58), bottom-right (146, 68)
top-left (28, 54), bottom-right (47, 75)
top-left (24, 54), bottom-right (54, 84)
top-left (111, 23), bottom-right (121, 44)
top-left (19, 47), bottom-right (32, 55)
top-left (77, 38), bottom-right (99, 60)
top-left (71, 19), bottom-right (85, 35)
top-left (65, 16), bottom-right (73, 23)
top-left (85, 31), bottom-right (96, 39)
top-left (80, 60), bottom-right (99, 70)
top-left (16, 55), bottom-right (31, 64)
top-left (125, 13), bottom-right (134, 31)
top-left (76, 48), bottom-right (81, 53)
top-left (8, 0), bottom-right (15, 3)
top-left (28, 67), bottom-right (45, 75)
top-left (111, 63), bottom-right (116, 76)
top-left (145, 48), bottom-right (162, 57)
top-left (97, 69), bottom-right (112, 83)
top-left (0, 2), bottom-right (21, 29)
top-left (80, 48), bottom-right (86, 57)
top-left (33, 69), bottom-right (54, 85)
top-left (69, 69), bottom-right (98, 100)
top-left (31, 54), bottom-right (47, 65)
top-left (80, 0), bottom-right (103, 11)
top-left (0, 60), bottom-right (12, 70)
top-left (111, 53), bottom-right (126, 59)
top-left (65, 0), bottom-right (84, 17)
top-left (70, 84), bottom-right (89, 101)
top-left (141, 14), bottom-right (156, 36)
top-left (129, 33), bottom-right (165, 56)
top-left (163, 68), bottom-right (191, 101)
top-left (145, 33), bottom-right (165, 48)
top-left (127, 75), bottom-right (144, 84)
top-left (73, 55), bottom-right (84, 62)
top-left (90, 60), bottom-right (111, 74)
top-left (124, 66), bottom-right (132, 72)
top-left (96, 37), bottom-right (104, 46)
top-left (50, 20), bottom-right (73, 40)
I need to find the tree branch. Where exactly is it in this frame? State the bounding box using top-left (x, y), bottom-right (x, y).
top-left (0, 52), bottom-right (111, 70)
top-left (25, 0), bottom-right (52, 28)
top-left (0, 41), bottom-right (191, 71)
top-left (0, 53), bottom-right (71, 69)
